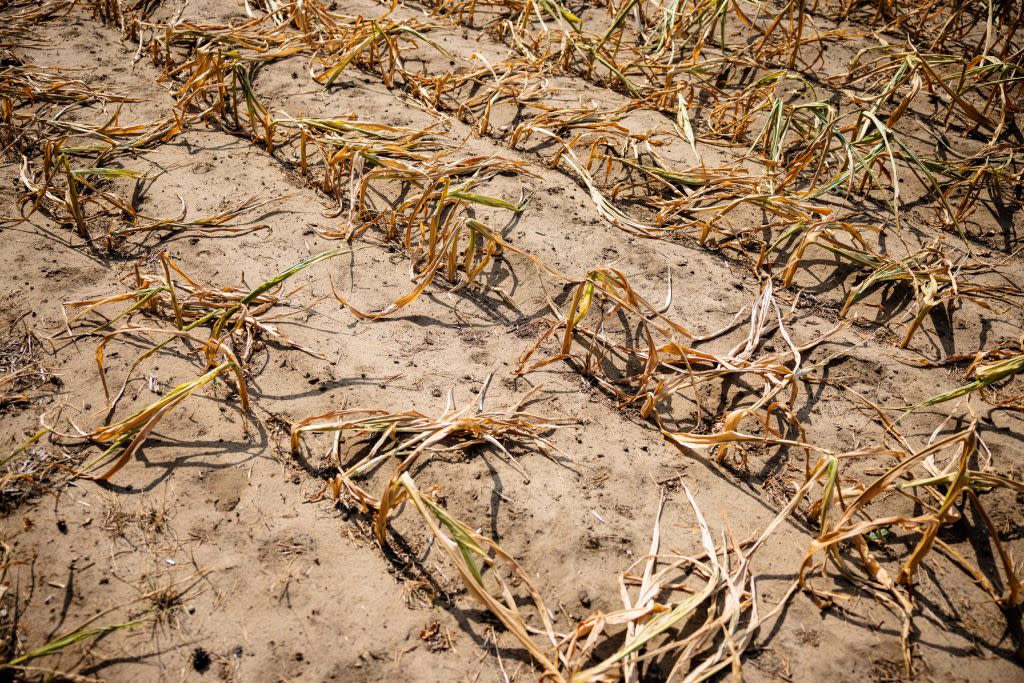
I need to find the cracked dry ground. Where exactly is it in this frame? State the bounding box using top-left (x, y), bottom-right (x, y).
top-left (1, 0), bottom-right (1023, 681)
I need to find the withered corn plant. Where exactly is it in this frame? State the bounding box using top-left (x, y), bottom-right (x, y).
top-left (54, 248), bottom-right (351, 480)
top-left (292, 382), bottom-right (836, 681)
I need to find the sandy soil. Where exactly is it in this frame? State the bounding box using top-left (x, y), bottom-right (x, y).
top-left (1, 0), bottom-right (1022, 681)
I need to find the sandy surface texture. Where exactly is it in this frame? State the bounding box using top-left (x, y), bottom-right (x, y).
top-left (1, 0), bottom-right (1022, 681)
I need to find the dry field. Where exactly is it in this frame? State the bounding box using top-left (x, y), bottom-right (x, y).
top-left (0, 0), bottom-right (1023, 680)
